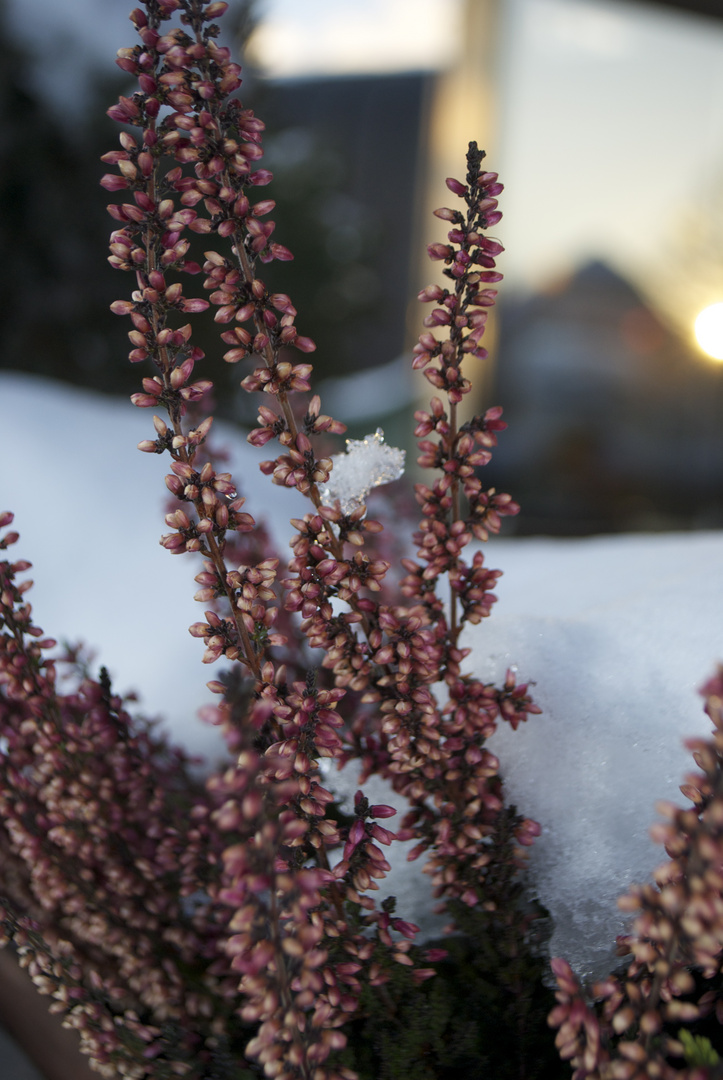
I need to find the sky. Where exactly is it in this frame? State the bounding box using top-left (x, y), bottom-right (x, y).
top-left (496, 0), bottom-right (723, 334)
top-left (244, 0), bottom-right (463, 76)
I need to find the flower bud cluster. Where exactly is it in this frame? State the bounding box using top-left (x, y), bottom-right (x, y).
top-left (549, 669), bottom-right (723, 1079)
top-left (343, 144), bottom-right (542, 910)
top-left (211, 750), bottom-right (353, 1079)
top-left (412, 151), bottom-right (503, 403)
top-left (0, 516), bottom-right (246, 1077)
top-left (205, 678), bottom-right (426, 1079)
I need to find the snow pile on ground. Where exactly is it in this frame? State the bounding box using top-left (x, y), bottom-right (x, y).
top-left (479, 531), bottom-right (723, 978)
top-left (2, 371), bottom-right (722, 979)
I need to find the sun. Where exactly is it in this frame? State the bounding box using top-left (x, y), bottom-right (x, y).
top-left (694, 302), bottom-right (723, 361)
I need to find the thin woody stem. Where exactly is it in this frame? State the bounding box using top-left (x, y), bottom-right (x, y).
top-left (448, 398), bottom-right (459, 643)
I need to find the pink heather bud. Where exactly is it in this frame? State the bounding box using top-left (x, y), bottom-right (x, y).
top-left (171, 358), bottom-right (194, 388)
top-left (344, 819), bottom-right (366, 861)
top-left (370, 824), bottom-right (395, 845)
top-left (0, 511), bottom-right (14, 528)
top-left (295, 336), bottom-right (316, 353)
top-left (120, 202), bottom-right (144, 222)
top-left (549, 957), bottom-right (578, 990)
top-left (427, 242), bottom-right (452, 260)
top-left (418, 284), bottom-right (444, 302)
top-left (137, 440), bottom-right (158, 453)
top-left (107, 103), bottom-right (135, 124)
top-left (515, 818), bottom-right (542, 846)
top-left (181, 379), bottom-right (213, 401)
top-left (116, 56), bottom-right (138, 75)
top-left (270, 293), bottom-right (295, 315)
top-left (165, 282), bottom-right (183, 304)
top-left (425, 308), bottom-right (451, 327)
top-left (110, 300), bottom-right (134, 315)
top-left (445, 176), bottom-right (467, 196)
top-left (391, 919), bottom-right (419, 939)
top-left (118, 158), bottom-right (137, 180)
top-left (101, 173), bottom-right (129, 191)
top-left (130, 312), bottom-right (151, 332)
top-left (182, 298), bottom-right (210, 313)
top-left (166, 508), bottom-right (191, 529)
top-left (370, 804), bottom-right (396, 818)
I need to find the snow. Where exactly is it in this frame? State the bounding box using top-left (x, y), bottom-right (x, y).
top-left (478, 531), bottom-right (723, 979)
top-left (2, 371), bottom-right (722, 980)
top-left (319, 429), bottom-right (405, 514)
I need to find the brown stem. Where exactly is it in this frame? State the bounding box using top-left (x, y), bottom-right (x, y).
top-left (267, 867), bottom-right (315, 1080)
top-left (448, 398), bottom-right (459, 644)
top-left (315, 845), bottom-right (345, 922)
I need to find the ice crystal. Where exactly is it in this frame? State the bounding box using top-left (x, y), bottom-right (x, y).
top-left (319, 428), bottom-right (405, 514)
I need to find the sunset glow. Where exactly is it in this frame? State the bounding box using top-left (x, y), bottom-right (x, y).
top-left (694, 302), bottom-right (723, 361)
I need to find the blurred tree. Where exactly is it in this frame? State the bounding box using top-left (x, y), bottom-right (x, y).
top-left (0, 0), bottom-right (422, 430)
top-left (0, 0), bottom-right (133, 395)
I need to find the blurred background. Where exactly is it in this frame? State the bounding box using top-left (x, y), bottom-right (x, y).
top-left (3, 0), bottom-right (723, 535)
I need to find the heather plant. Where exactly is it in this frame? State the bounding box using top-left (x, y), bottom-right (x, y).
top-left (549, 670), bottom-right (723, 1080)
top-left (2, 2), bottom-right (723, 1079)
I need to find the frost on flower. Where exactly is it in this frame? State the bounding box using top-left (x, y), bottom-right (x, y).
top-left (319, 428), bottom-right (405, 514)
